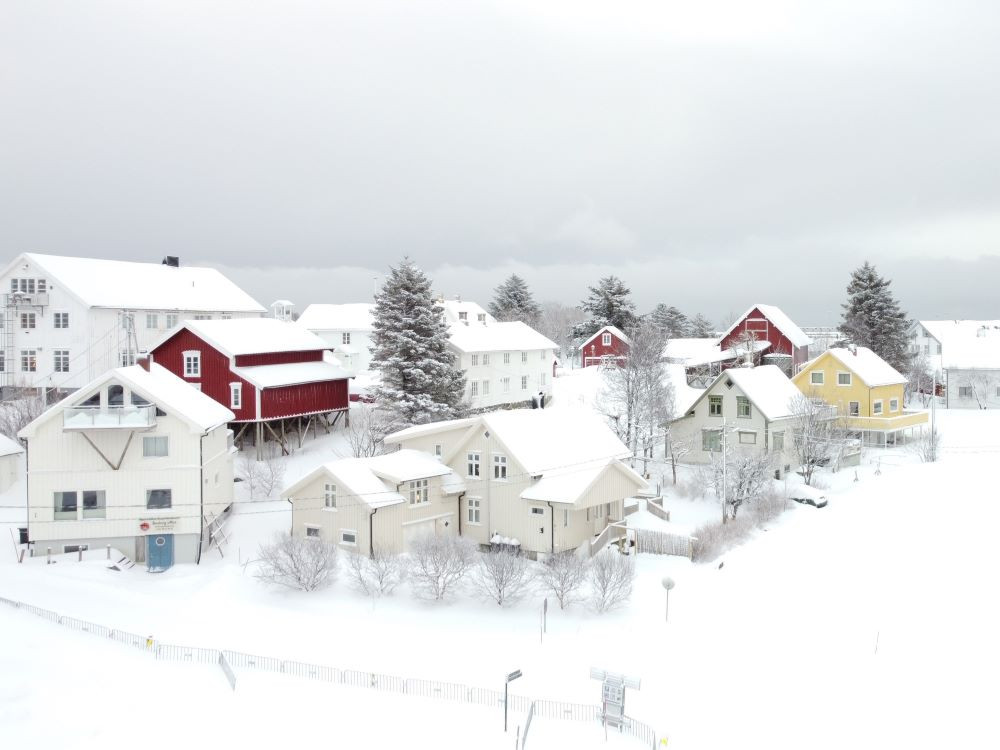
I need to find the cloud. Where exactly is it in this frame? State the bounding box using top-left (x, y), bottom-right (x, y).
top-left (550, 204), bottom-right (637, 256)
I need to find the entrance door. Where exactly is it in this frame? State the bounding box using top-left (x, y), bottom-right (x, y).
top-left (147, 534), bottom-right (174, 572)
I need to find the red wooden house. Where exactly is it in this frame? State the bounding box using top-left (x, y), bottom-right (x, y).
top-left (580, 325), bottom-right (631, 367)
top-left (718, 304), bottom-right (812, 374)
top-left (149, 318), bottom-right (349, 456)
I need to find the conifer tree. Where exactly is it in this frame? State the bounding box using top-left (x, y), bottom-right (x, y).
top-left (573, 275), bottom-right (638, 340)
top-left (688, 313), bottom-right (716, 338)
top-left (648, 304), bottom-right (690, 338)
top-left (841, 262), bottom-right (911, 372)
top-left (370, 259), bottom-right (467, 425)
top-left (487, 274), bottom-right (541, 326)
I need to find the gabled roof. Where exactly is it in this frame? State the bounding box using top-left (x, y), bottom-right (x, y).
top-left (5, 253), bottom-right (265, 312)
top-left (816, 347), bottom-right (906, 387)
top-left (580, 325), bottom-right (632, 349)
top-left (662, 337), bottom-right (770, 365)
top-left (19, 363), bottom-right (234, 438)
top-left (520, 458), bottom-right (645, 507)
top-left (917, 320), bottom-right (1000, 369)
top-left (719, 304), bottom-right (812, 348)
top-left (438, 299), bottom-right (494, 325)
top-left (159, 318), bottom-right (331, 357)
top-left (296, 303), bottom-right (375, 332)
top-left (233, 361), bottom-right (349, 388)
top-left (678, 364), bottom-right (802, 422)
top-left (448, 321), bottom-right (557, 353)
top-left (0, 434), bottom-right (24, 457)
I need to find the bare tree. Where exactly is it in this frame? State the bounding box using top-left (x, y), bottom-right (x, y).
top-left (343, 406), bottom-right (394, 458)
top-left (705, 449), bottom-right (773, 521)
top-left (472, 548), bottom-right (533, 606)
top-left (664, 429), bottom-right (692, 486)
top-left (728, 328), bottom-right (762, 367)
top-left (238, 453), bottom-right (286, 499)
top-left (537, 301), bottom-right (586, 364)
top-left (789, 394), bottom-right (844, 486)
top-left (590, 550), bottom-right (635, 613)
top-left (538, 551), bottom-right (589, 609)
top-left (0, 390), bottom-right (46, 440)
top-left (346, 548), bottom-right (405, 596)
top-left (255, 532), bottom-right (337, 591)
top-left (909, 428), bottom-right (942, 463)
top-left (904, 353), bottom-right (934, 405)
top-left (959, 372), bottom-right (999, 409)
top-left (408, 534), bottom-right (478, 601)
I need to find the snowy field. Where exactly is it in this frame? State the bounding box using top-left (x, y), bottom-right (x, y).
top-left (2, 374), bottom-right (999, 748)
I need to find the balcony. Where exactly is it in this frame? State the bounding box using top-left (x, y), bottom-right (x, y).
top-left (844, 410), bottom-right (928, 432)
top-left (63, 404), bottom-right (156, 430)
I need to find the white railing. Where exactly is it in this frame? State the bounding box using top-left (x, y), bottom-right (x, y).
top-left (63, 403), bottom-right (156, 429)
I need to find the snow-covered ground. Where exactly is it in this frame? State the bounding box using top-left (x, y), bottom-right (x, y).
top-left (2, 382), bottom-right (998, 748)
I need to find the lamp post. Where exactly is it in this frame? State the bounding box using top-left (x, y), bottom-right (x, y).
top-left (504, 669), bottom-right (522, 732)
top-left (662, 577), bottom-right (675, 622)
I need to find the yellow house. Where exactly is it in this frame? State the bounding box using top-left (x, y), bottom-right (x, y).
top-left (792, 346), bottom-right (928, 447)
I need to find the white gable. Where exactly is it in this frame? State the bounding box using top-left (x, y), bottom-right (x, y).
top-left (918, 320), bottom-right (1000, 369)
top-left (297, 303), bottom-right (375, 332)
top-left (580, 325), bottom-right (632, 349)
top-left (177, 318), bottom-right (330, 357)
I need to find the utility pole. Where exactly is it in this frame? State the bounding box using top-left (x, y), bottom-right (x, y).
top-left (721, 417), bottom-right (728, 524)
top-left (930, 371), bottom-right (937, 462)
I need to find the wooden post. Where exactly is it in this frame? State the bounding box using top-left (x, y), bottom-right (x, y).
top-left (78, 547), bottom-right (83, 562)
top-left (47, 546), bottom-right (52, 564)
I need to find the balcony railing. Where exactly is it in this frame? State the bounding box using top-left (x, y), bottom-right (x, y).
top-left (844, 410), bottom-right (929, 431)
top-left (63, 404), bottom-right (156, 430)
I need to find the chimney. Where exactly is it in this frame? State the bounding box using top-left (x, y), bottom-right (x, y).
top-left (137, 354), bottom-right (151, 372)
top-left (162, 256), bottom-right (180, 267)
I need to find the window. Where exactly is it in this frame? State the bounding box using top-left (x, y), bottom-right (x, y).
top-left (708, 396), bottom-right (723, 416)
top-left (193, 314), bottom-right (212, 320)
top-left (738, 431), bottom-right (756, 445)
top-left (477, 313), bottom-right (486, 322)
top-left (120, 351), bottom-right (136, 367)
top-left (146, 489), bottom-right (172, 510)
top-left (521, 352), bottom-right (527, 363)
top-left (493, 455), bottom-right (507, 480)
top-left (63, 544), bottom-right (89, 554)
top-left (121, 312), bottom-right (135, 330)
top-left (54, 491), bottom-right (78, 520)
top-left (849, 401), bottom-right (860, 416)
top-left (837, 372), bottom-right (852, 386)
top-left (305, 526), bottom-right (320, 538)
top-left (324, 483), bottom-right (337, 508)
top-left (166, 314), bottom-right (178, 329)
top-left (737, 397), bottom-right (751, 419)
top-left (483, 354), bottom-right (490, 366)
top-left (563, 510), bottom-right (569, 527)
top-left (342, 332), bottom-right (351, 345)
top-left (889, 398), bottom-right (899, 412)
top-left (958, 386), bottom-right (972, 398)
top-left (434, 443), bottom-right (442, 457)
top-left (772, 431), bottom-right (785, 451)
top-left (183, 350), bottom-right (201, 377)
top-left (0, 357), bottom-right (4, 372)
top-left (810, 371), bottom-right (824, 385)
top-left (602, 333), bottom-right (611, 346)
top-left (340, 530), bottom-right (357, 545)
top-left (471, 354), bottom-right (479, 367)
top-left (146, 313), bottom-right (159, 329)
top-left (82, 490), bottom-right (106, 519)
top-left (53, 349), bottom-right (69, 373)
top-left (230, 383), bottom-right (242, 409)
top-left (54, 312), bottom-right (69, 328)
top-left (702, 429), bottom-right (722, 452)
top-left (470, 381), bottom-right (479, 397)
top-left (531, 507), bottom-right (545, 516)
top-left (20, 312), bottom-right (35, 329)
top-left (467, 451), bottom-right (481, 477)
top-left (221, 314), bottom-right (232, 320)
top-left (502, 377), bottom-right (510, 393)
top-left (504, 352), bottom-right (510, 365)
top-left (458, 311), bottom-right (468, 321)
top-left (467, 497), bottom-right (481, 524)
top-left (521, 375), bottom-right (528, 390)
top-left (409, 478), bottom-right (429, 505)
top-left (873, 400), bottom-right (883, 415)
top-left (482, 380), bottom-right (490, 396)
top-left (540, 373), bottom-right (547, 386)
top-left (143, 436), bottom-right (169, 457)
top-left (20, 350), bottom-right (36, 372)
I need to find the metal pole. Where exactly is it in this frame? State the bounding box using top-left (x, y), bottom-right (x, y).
top-left (504, 681), bottom-right (508, 732)
top-left (665, 589), bottom-right (669, 622)
top-left (721, 418), bottom-right (727, 524)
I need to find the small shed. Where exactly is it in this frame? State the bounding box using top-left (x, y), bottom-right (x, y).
top-left (0, 434), bottom-right (24, 492)
top-left (580, 326), bottom-right (631, 368)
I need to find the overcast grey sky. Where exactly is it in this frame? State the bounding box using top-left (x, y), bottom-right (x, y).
top-left (3, 1), bottom-right (999, 326)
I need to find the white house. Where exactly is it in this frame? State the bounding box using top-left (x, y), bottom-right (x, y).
top-left (386, 409), bottom-right (647, 558)
top-left (911, 320), bottom-right (1000, 407)
top-left (296, 303), bottom-right (375, 377)
top-left (438, 297), bottom-right (494, 325)
top-left (284, 449), bottom-right (466, 554)
top-left (0, 253), bottom-right (266, 395)
top-left (0, 434), bottom-right (24, 493)
top-left (18, 361), bottom-right (236, 570)
top-left (448, 321), bottom-right (558, 410)
top-left (669, 365), bottom-right (804, 478)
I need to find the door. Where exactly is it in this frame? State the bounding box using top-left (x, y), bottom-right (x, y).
top-left (147, 534), bottom-right (174, 572)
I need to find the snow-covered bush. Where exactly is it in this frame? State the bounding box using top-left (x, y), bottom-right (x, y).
top-left (255, 532), bottom-right (337, 592)
top-left (538, 551), bottom-right (589, 610)
top-left (346, 549), bottom-right (405, 597)
top-left (472, 548), bottom-right (533, 606)
top-left (0, 392), bottom-right (45, 440)
top-left (691, 515), bottom-right (755, 563)
top-left (909, 429), bottom-right (942, 463)
top-left (589, 549), bottom-right (635, 613)
top-left (408, 535), bottom-right (478, 601)
top-left (238, 454), bottom-right (286, 499)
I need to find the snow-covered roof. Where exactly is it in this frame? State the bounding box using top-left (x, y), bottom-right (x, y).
top-left (0, 434), bottom-right (24, 457)
top-left (448, 321), bottom-right (557, 353)
top-left (719, 304), bottom-right (812, 348)
top-left (520, 458), bottom-right (644, 507)
top-left (233, 361), bottom-right (349, 389)
top-left (918, 320), bottom-right (1000, 369)
top-left (170, 318), bottom-right (330, 357)
top-left (366, 449), bottom-right (461, 487)
top-left (438, 299), bottom-right (494, 325)
top-left (662, 337), bottom-right (770, 365)
top-left (296, 303), bottom-right (374, 332)
top-left (10, 253), bottom-right (265, 312)
top-left (580, 325), bottom-right (632, 349)
top-left (722, 365), bottom-right (803, 420)
top-left (823, 347), bottom-right (906, 387)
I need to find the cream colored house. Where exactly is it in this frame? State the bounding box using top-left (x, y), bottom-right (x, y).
top-left (385, 409), bottom-right (647, 558)
top-left (283, 450), bottom-right (466, 554)
top-left (669, 365), bottom-right (803, 478)
top-left (18, 361), bottom-right (235, 569)
top-left (0, 434), bottom-right (24, 493)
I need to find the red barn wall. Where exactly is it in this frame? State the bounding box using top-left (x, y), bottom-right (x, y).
top-left (719, 307), bottom-right (809, 369)
top-left (261, 379), bottom-right (349, 420)
top-left (581, 331), bottom-right (630, 367)
top-left (235, 350), bottom-right (322, 367)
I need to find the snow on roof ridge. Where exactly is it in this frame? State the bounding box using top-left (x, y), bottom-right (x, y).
top-left (719, 304), bottom-right (812, 348)
top-left (580, 325), bottom-right (632, 348)
top-left (721, 365), bottom-right (803, 420)
top-left (296, 303), bottom-right (375, 331)
top-left (448, 320), bottom-right (557, 353)
top-left (823, 347), bottom-right (906, 386)
top-left (177, 318), bottom-right (331, 357)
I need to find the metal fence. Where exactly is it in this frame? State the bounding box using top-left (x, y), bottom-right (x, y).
top-left (0, 594), bottom-right (658, 747)
top-left (632, 527), bottom-right (693, 558)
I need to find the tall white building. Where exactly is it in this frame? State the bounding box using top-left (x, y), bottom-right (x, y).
top-left (0, 253), bottom-right (266, 393)
top-left (296, 303), bottom-right (375, 377)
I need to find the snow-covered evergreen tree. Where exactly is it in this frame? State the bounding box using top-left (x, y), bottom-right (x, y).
top-left (370, 259), bottom-right (467, 426)
top-left (487, 274), bottom-right (541, 326)
top-left (573, 275), bottom-right (638, 340)
top-left (841, 262), bottom-right (911, 372)
top-left (648, 304), bottom-right (690, 338)
top-left (688, 313), bottom-right (716, 338)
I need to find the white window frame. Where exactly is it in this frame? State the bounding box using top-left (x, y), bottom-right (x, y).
top-left (503, 352), bottom-right (510, 365)
top-left (340, 529), bottom-right (358, 546)
top-left (467, 496), bottom-right (481, 525)
top-left (63, 544), bottom-right (89, 554)
top-left (467, 451), bottom-right (481, 477)
top-left (53, 349), bottom-right (69, 373)
top-left (483, 353), bottom-right (490, 366)
top-left (702, 429), bottom-right (722, 452)
top-left (482, 379), bottom-right (490, 396)
top-left (142, 436), bottom-right (169, 458)
top-left (305, 525), bottom-right (321, 538)
top-left (183, 350), bottom-right (201, 378)
top-left (165, 313), bottom-right (179, 329)
top-left (146, 313), bottom-right (159, 330)
top-left (737, 396), bottom-right (751, 419)
top-left (738, 430), bottom-right (757, 445)
top-left (324, 482), bottom-right (337, 509)
top-left (889, 398), bottom-right (899, 412)
top-left (145, 488), bottom-right (172, 510)
top-left (540, 373), bottom-right (546, 386)
top-left (471, 354), bottom-right (479, 367)
top-left (837, 372), bottom-right (852, 386)
top-left (521, 375), bottom-right (528, 390)
top-left (810, 371), bottom-right (824, 385)
top-left (20, 312), bottom-right (36, 329)
top-left (20, 349), bottom-right (36, 372)
top-left (342, 332), bottom-right (351, 345)
top-left (531, 506), bottom-right (545, 516)
top-left (493, 455), bottom-right (507, 480)
top-left (873, 399), bottom-right (883, 415)
top-left (602, 333), bottom-right (611, 346)
top-left (708, 396), bottom-right (723, 416)
top-left (470, 381), bottom-right (479, 397)
top-left (408, 478), bottom-right (429, 506)
top-left (53, 311), bottom-right (69, 329)
top-left (502, 376), bottom-right (510, 393)
top-left (771, 431), bottom-right (784, 451)
top-left (958, 386), bottom-right (972, 398)
top-left (849, 401), bottom-right (860, 416)
top-left (229, 382), bottom-right (242, 409)
top-left (521, 351), bottom-right (527, 363)
top-left (434, 443), bottom-right (442, 458)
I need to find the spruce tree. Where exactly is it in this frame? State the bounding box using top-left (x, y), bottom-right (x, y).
top-left (648, 304), bottom-right (690, 338)
top-left (370, 259), bottom-right (467, 425)
top-left (841, 261), bottom-right (911, 372)
top-left (573, 275), bottom-right (638, 340)
top-left (487, 274), bottom-right (541, 326)
top-left (688, 313), bottom-right (716, 338)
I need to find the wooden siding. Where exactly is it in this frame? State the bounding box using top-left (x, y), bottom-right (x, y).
top-left (234, 350), bottom-right (323, 367)
top-left (260, 379), bottom-right (348, 420)
top-left (720, 306), bottom-right (809, 370)
top-left (581, 330), bottom-right (629, 368)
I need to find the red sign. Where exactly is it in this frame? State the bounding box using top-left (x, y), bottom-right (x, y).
top-left (139, 521), bottom-right (150, 531)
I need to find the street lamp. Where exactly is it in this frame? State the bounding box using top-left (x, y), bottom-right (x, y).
top-left (662, 577), bottom-right (675, 622)
top-left (504, 669), bottom-right (522, 732)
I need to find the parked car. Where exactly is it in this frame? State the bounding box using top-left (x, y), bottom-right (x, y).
top-left (787, 483), bottom-right (828, 508)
